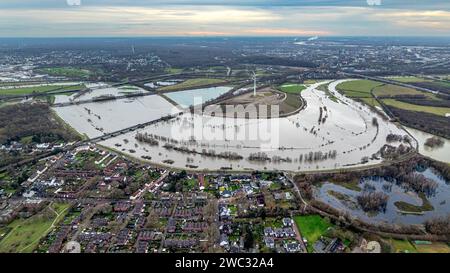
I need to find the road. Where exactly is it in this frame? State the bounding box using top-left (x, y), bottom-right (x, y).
top-left (284, 172), bottom-right (307, 207)
top-left (290, 213), bottom-right (308, 253)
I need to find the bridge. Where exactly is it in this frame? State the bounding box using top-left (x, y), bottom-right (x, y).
top-left (0, 111), bottom-right (184, 173)
top-left (88, 111), bottom-right (184, 143)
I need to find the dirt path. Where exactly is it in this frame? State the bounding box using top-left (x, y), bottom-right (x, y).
top-left (19, 203), bottom-right (69, 253)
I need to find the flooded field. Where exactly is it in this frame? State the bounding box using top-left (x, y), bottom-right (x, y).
top-left (314, 168), bottom-right (450, 224)
top-left (96, 80), bottom-right (410, 172)
top-left (53, 83), bottom-right (147, 104)
top-left (404, 126), bottom-right (450, 163)
top-left (53, 94), bottom-right (177, 138)
top-left (165, 86), bottom-right (232, 107)
top-left (145, 80), bottom-right (181, 88)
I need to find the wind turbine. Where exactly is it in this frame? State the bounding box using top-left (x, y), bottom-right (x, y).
top-left (251, 71), bottom-right (257, 97)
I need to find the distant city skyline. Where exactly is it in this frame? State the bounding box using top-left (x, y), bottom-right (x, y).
top-left (0, 0), bottom-right (449, 37)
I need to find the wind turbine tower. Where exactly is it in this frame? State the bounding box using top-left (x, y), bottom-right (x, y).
top-left (252, 71), bottom-right (257, 97)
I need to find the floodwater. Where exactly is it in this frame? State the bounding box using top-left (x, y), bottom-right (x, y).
top-left (145, 81), bottom-right (179, 88)
top-left (53, 83), bottom-right (147, 104)
top-left (165, 86), bottom-right (232, 107)
top-left (314, 168), bottom-right (450, 224)
top-left (403, 126), bottom-right (450, 163)
top-left (53, 94), bottom-right (178, 138)
top-left (96, 80), bottom-right (409, 172)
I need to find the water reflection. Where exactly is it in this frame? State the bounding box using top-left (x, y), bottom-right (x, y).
top-left (404, 126), bottom-right (450, 163)
top-left (314, 168), bottom-right (450, 224)
top-left (165, 86), bottom-right (232, 107)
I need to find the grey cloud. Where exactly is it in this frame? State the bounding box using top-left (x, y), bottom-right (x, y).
top-left (0, 0), bottom-right (449, 10)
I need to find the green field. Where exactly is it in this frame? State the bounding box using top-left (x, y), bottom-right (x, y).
top-left (0, 81), bottom-right (45, 87)
top-left (329, 179), bottom-right (362, 192)
top-left (359, 97), bottom-right (382, 108)
top-left (373, 84), bottom-right (428, 97)
top-left (0, 84), bottom-right (85, 96)
top-left (335, 80), bottom-right (445, 114)
top-left (280, 92), bottom-right (303, 114)
top-left (394, 193), bottom-right (434, 213)
top-left (184, 178), bottom-right (198, 190)
top-left (342, 90), bottom-right (373, 98)
top-left (316, 83), bottom-right (341, 103)
top-left (389, 239), bottom-right (417, 253)
top-left (425, 80), bottom-right (450, 89)
top-left (38, 67), bottom-right (91, 78)
top-left (158, 78), bottom-right (226, 92)
top-left (0, 226), bottom-right (10, 239)
top-left (414, 242), bottom-right (450, 253)
top-left (388, 239), bottom-right (450, 253)
top-left (255, 72), bottom-right (270, 77)
top-left (165, 68), bottom-right (184, 74)
top-left (387, 76), bottom-right (431, 83)
top-left (0, 99), bottom-right (20, 108)
top-left (279, 83), bottom-right (306, 94)
top-left (264, 218), bottom-right (284, 229)
top-left (294, 215), bottom-right (333, 252)
top-left (336, 80), bottom-right (383, 97)
top-left (0, 203), bottom-right (70, 253)
top-left (304, 79), bottom-right (318, 84)
top-left (382, 99), bottom-right (450, 116)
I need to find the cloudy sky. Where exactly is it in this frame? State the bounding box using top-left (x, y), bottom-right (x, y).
top-left (0, 0), bottom-right (449, 37)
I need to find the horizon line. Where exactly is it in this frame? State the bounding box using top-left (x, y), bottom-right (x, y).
top-left (0, 35), bottom-right (450, 39)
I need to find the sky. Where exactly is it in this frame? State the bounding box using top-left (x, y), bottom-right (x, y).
top-left (0, 0), bottom-right (449, 37)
